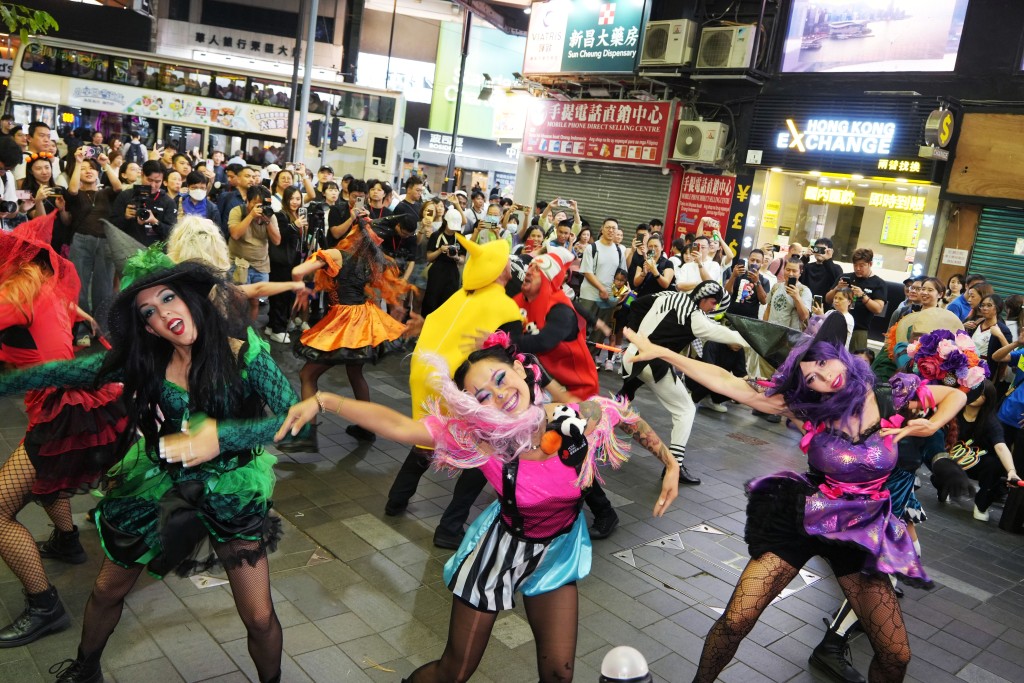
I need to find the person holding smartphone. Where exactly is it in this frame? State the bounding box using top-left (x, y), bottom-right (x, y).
top-left (765, 259), bottom-right (812, 331)
top-left (826, 248), bottom-right (886, 350)
top-left (631, 234), bottom-right (675, 297)
top-left (675, 236), bottom-right (721, 292)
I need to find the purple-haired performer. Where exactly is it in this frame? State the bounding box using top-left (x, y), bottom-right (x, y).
top-left (624, 314), bottom-right (967, 683)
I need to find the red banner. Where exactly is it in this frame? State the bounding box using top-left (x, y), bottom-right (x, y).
top-left (675, 173), bottom-right (736, 237)
top-left (522, 99), bottom-right (674, 167)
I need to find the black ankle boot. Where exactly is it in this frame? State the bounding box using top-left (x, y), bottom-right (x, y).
top-left (810, 627), bottom-right (866, 683)
top-left (264, 671), bottom-right (281, 683)
top-left (0, 585), bottom-right (71, 648)
top-left (49, 648), bottom-right (103, 683)
top-left (277, 422), bottom-right (319, 453)
top-left (38, 525), bottom-right (88, 564)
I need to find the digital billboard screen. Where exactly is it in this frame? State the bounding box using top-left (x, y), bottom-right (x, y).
top-left (781, 0), bottom-right (969, 73)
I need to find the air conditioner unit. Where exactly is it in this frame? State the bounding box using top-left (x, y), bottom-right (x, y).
top-left (672, 121), bottom-right (729, 163)
top-left (695, 25), bottom-right (757, 69)
top-left (639, 19), bottom-right (697, 68)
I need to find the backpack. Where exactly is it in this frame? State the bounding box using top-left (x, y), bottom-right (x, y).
top-left (589, 241), bottom-right (624, 271)
top-left (125, 141), bottom-right (145, 166)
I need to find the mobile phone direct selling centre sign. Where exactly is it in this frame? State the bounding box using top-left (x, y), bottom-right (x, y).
top-left (523, 0), bottom-right (649, 75)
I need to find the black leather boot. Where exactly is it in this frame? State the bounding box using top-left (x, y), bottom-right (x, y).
top-left (49, 648), bottom-right (103, 683)
top-left (810, 622), bottom-right (866, 683)
top-left (38, 525), bottom-right (87, 564)
top-left (0, 585), bottom-right (71, 648)
top-left (277, 422), bottom-right (319, 453)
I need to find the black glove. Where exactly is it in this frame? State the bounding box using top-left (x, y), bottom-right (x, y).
top-left (930, 456), bottom-right (976, 501)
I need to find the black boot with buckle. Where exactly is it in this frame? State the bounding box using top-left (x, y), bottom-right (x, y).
top-left (0, 585), bottom-right (71, 648)
top-left (49, 648), bottom-right (103, 683)
top-left (38, 525), bottom-right (88, 564)
top-left (809, 613), bottom-right (866, 683)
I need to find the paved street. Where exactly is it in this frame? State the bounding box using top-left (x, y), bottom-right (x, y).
top-left (1, 342), bottom-right (1023, 683)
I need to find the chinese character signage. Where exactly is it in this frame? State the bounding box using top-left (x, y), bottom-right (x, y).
top-left (523, 0), bottom-right (649, 76)
top-left (675, 173), bottom-right (737, 236)
top-left (804, 186), bottom-right (856, 205)
top-left (521, 99), bottom-right (674, 167)
top-left (193, 30), bottom-right (297, 58)
top-left (868, 192), bottom-right (926, 213)
top-left (416, 128), bottom-right (520, 164)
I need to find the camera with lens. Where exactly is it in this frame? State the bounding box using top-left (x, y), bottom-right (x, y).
top-left (446, 245), bottom-right (459, 258)
top-left (0, 200), bottom-right (18, 213)
top-left (132, 186), bottom-right (153, 220)
top-left (261, 199), bottom-right (274, 217)
top-left (811, 245), bottom-right (827, 255)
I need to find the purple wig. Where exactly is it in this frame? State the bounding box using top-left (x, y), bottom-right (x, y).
top-left (770, 339), bottom-right (876, 429)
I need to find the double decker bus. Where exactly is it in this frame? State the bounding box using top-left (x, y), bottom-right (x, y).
top-left (6, 37), bottom-right (405, 180)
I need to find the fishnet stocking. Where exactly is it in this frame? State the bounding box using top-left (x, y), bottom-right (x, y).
top-left (44, 497), bottom-right (74, 534)
top-left (78, 558), bottom-right (145, 658)
top-left (215, 539), bottom-right (282, 683)
top-left (836, 573), bottom-right (910, 682)
top-left (0, 445), bottom-right (50, 593)
top-left (693, 553), bottom-right (800, 683)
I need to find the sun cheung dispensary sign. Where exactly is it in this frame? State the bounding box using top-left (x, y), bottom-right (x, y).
top-left (523, 0), bottom-right (649, 75)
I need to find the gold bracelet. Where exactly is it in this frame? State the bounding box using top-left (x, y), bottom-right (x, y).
top-left (315, 391), bottom-right (326, 414)
top-left (334, 394), bottom-right (345, 416)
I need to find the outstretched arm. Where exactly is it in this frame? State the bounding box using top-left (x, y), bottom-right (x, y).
top-left (624, 327), bottom-right (789, 416)
top-left (275, 392), bottom-right (433, 447)
top-left (618, 416), bottom-right (678, 517)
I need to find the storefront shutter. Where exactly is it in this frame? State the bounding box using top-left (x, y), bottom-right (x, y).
top-left (535, 162), bottom-right (672, 240)
top-left (968, 207), bottom-right (1024, 299)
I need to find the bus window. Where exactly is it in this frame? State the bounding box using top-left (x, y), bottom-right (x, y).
top-left (112, 58), bottom-right (146, 87)
top-left (22, 43), bottom-right (58, 74)
top-left (364, 95), bottom-right (380, 123)
top-left (250, 78), bottom-right (292, 109)
top-left (309, 88), bottom-right (333, 115)
top-left (59, 49), bottom-right (109, 81)
top-left (377, 96), bottom-right (396, 125)
top-left (212, 74), bottom-right (247, 101)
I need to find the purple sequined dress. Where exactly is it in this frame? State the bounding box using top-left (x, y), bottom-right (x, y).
top-left (746, 405), bottom-right (931, 587)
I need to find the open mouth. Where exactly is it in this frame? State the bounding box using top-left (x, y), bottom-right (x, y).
top-left (502, 392), bottom-right (519, 413)
top-left (168, 318), bottom-right (185, 335)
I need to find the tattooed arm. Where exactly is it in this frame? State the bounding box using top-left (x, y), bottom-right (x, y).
top-left (578, 401), bottom-right (678, 517)
top-left (618, 416), bottom-right (678, 517)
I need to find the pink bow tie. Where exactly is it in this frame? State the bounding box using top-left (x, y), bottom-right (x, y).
top-left (880, 414), bottom-right (905, 451)
top-left (800, 421), bottom-right (826, 454)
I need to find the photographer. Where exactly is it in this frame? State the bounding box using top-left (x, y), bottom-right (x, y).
top-left (228, 185), bottom-right (281, 319)
top-left (675, 236), bottom-right (721, 292)
top-left (801, 237), bottom-right (843, 302)
top-left (625, 223), bottom-right (651, 273)
top-left (471, 203), bottom-right (511, 246)
top-left (110, 160), bottom-right (177, 246)
top-left (725, 249), bottom-right (769, 318)
top-left (825, 247), bottom-right (885, 349)
top-left (328, 178), bottom-right (368, 242)
top-left (631, 234), bottom-right (675, 297)
top-left (67, 146), bottom-right (123, 343)
top-left (422, 205), bottom-right (465, 317)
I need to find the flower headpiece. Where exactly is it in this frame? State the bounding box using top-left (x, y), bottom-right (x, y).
top-left (481, 330), bottom-right (542, 389)
top-left (906, 329), bottom-right (989, 392)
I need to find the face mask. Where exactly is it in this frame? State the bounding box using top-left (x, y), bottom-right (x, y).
top-left (508, 221), bottom-right (518, 230)
top-left (431, 220), bottom-right (443, 231)
top-left (189, 189), bottom-right (207, 201)
top-left (485, 215), bottom-right (500, 224)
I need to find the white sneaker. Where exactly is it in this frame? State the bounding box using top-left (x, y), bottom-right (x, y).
top-left (604, 358), bottom-right (615, 372)
top-left (699, 397), bottom-right (728, 413)
top-left (267, 331), bottom-right (290, 344)
top-left (973, 505), bottom-right (990, 522)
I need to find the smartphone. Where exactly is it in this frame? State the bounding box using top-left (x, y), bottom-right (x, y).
top-left (736, 258), bottom-right (746, 269)
top-left (771, 244), bottom-right (780, 252)
top-left (787, 277), bottom-right (798, 287)
top-left (354, 197), bottom-right (365, 211)
top-left (813, 295), bottom-right (824, 307)
top-left (558, 198), bottom-right (571, 208)
top-left (205, 159), bottom-right (214, 171)
top-left (297, 207), bottom-right (307, 220)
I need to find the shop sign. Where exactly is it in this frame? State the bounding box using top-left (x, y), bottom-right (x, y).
top-left (762, 200), bottom-right (780, 230)
top-left (0, 60), bottom-right (12, 78)
top-left (868, 192), bottom-right (925, 212)
top-left (523, 0), bottom-right (647, 76)
top-left (416, 128), bottom-right (519, 164)
top-left (876, 158), bottom-right (922, 173)
top-left (776, 118), bottom-right (896, 155)
top-left (941, 247), bottom-right (969, 267)
top-left (192, 30), bottom-right (297, 59)
top-left (675, 172), bottom-right (736, 236)
top-left (924, 109), bottom-right (955, 148)
top-left (725, 174), bottom-right (755, 250)
top-left (522, 99), bottom-right (673, 167)
top-left (804, 186), bottom-right (856, 205)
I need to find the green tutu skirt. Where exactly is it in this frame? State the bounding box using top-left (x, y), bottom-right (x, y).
top-left (96, 439), bottom-right (281, 579)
